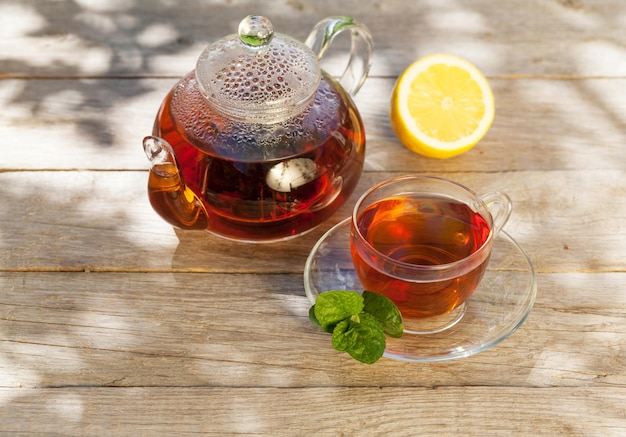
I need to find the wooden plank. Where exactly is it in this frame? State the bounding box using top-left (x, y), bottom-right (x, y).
top-left (1, 169), bottom-right (625, 272)
top-left (1, 272), bottom-right (624, 389)
top-left (2, 0), bottom-right (626, 78)
top-left (3, 77), bottom-right (626, 172)
top-left (0, 386), bottom-right (623, 435)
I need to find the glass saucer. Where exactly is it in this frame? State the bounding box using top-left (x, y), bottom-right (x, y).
top-left (303, 218), bottom-right (537, 362)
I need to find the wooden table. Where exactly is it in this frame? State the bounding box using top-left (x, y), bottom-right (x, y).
top-left (2, 1), bottom-right (625, 435)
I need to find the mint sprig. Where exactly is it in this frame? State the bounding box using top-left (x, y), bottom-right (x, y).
top-left (309, 290), bottom-right (403, 364)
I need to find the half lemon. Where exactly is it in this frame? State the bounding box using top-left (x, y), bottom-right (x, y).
top-left (390, 54), bottom-right (495, 159)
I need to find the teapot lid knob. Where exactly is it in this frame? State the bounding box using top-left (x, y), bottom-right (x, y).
top-left (238, 16), bottom-right (274, 48)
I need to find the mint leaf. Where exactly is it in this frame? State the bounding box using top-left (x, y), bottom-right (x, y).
top-left (309, 290), bottom-right (403, 364)
top-left (362, 291), bottom-right (404, 338)
top-left (330, 319), bottom-right (354, 351)
top-left (332, 313), bottom-right (386, 364)
top-left (308, 305), bottom-right (322, 329)
top-left (309, 305), bottom-right (335, 333)
top-left (314, 291), bottom-right (364, 329)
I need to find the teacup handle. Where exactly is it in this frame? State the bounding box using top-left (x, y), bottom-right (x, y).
top-left (305, 16), bottom-right (373, 96)
top-left (480, 192), bottom-right (512, 236)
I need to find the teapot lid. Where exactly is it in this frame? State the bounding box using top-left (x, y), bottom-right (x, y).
top-left (195, 15), bottom-right (321, 124)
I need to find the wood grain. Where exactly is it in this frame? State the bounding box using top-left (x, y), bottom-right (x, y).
top-left (0, 387), bottom-right (624, 436)
top-left (1, 0), bottom-right (625, 434)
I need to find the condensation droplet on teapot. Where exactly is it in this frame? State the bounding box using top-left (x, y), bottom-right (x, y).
top-left (195, 16), bottom-right (320, 124)
top-left (169, 73), bottom-right (341, 161)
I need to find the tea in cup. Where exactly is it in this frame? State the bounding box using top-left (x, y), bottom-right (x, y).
top-left (350, 175), bottom-right (512, 333)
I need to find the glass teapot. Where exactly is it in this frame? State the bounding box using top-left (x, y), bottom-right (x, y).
top-left (143, 15), bottom-right (373, 242)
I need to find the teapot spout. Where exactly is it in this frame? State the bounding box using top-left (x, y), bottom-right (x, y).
top-left (143, 136), bottom-right (208, 230)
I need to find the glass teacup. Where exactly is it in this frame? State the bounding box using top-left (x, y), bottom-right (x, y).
top-left (350, 175), bottom-right (512, 334)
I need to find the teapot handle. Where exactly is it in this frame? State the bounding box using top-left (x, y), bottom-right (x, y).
top-left (305, 16), bottom-right (373, 96)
